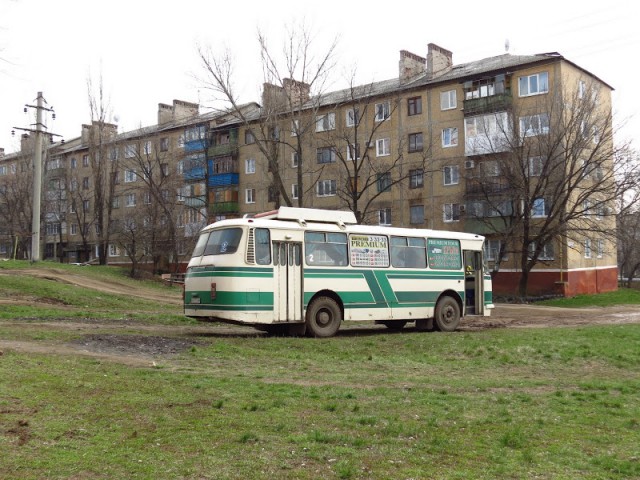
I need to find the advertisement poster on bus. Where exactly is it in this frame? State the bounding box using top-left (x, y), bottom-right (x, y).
top-left (350, 235), bottom-right (389, 267)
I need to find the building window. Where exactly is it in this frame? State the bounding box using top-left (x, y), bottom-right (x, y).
top-left (291, 152), bottom-right (299, 168)
top-left (375, 102), bottom-right (391, 122)
top-left (292, 184), bottom-right (299, 200)
top-left (519, 72), bottom-right (549, 97)
top-left (291, 119), bottom-right (299, 136)
top-left (409, 169), bottom-right (424, 189)
top-left (143, 191), bottom-right (151, 205)
top-left (483, 239), bottom-right (504, 262)
top-left (160, 137), bottom-right (170, 152)
top-left (124, 144), bottom-right (137, 158)
top-left (112, 196), bottom-right (120, 209)
top-left (520, 113), bottom-right (550, 137)
top-left (109, 244), bottom-right (119, 257)
top-left (245, 130), bottom-right (255, 144)
top-left (317, 147), bottom-right (336, 164)
top-left (245, 158), bottom-right (256, 174)
top-left (245, 188), bottom-right (256, 204)
top-left (82, 154), bottom-right (89, 167)
top-left (408, 133), bottom-right (423, 152)
top-left (82, 177), bottom-right (90, 190)
top-left (70, 223), bottom-right (78, 235)
top-left (531, 198), bottom-right (548, 217)
top-left (315, 112), bottom-right (335, 132)
top-left (124, 169), bottom-right (137, 183)
top-left (70, 158), bottom-right (77, 169)
top-left (346, 108), bottom-right (359, 127)
top-left (126, 193), bottom-right (136, 207)
top-left (529, 241), bottom-right (554, 260)
top-left (440, 90), bottom-right (457, 110)
top-left (377, 172), bottom-right (392, 192)
top-left (82, 200), bottom-right (90, 212)
top-left (376, 138), bottom-right (390, 157)
top-left (143, 141), bottom-right (152, 155)
top-left (443, 165), bottom-right (459, 186)
top-left (409, 205), bottom-right (424, 224)
top-left (443, 203), bottom-right (461, 222)
top-left (346, 144), bottom-right (360, 161)
top-left (584, 239), bottom-right (592, 258)
top-left (442, 127), bottom-right (458, 147)
top-left (407, 96), bottom-right (422, 116)
top-left (597, 239), bottom-right (604, 258)
top-left (379, 208), bottom-right (392, 226)
top-left (316, 179), bottom-right (336, 197)
top-left (528, 157), bottom-right (544, 177)
top-left (578, 80), bottom-right (587, 99)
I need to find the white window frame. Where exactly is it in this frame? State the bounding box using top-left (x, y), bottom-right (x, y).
top-left (442, 127), bottom-right (458, 147)
top-left (245, 188), bottom-right (256, 204)
top-left (529, 241), bottom-right (555, 261)
top-left (124, 144), bottom-right (137, 159)
top-left (519, 72), bottom-right (549, 97)
top-left (291, 119), bottom-right (299, 137)
top-left (291, 152), bottom-right (299, 168)
top-left (375, 102), bottom-right (391, 122)
top-left (520, 113), bottom-right (549, 137)
top-left (531, 198), bottom-right (547, 218)
top-left (125, 193), bottom-right (136, 207)
top-left (346, 108), bottom-right (359, 127)
top-left (316, 179), bottom-right (336, 197)
top-left (443, 165), bottom-right (459, 186)
top-left (528, 156), bottom-right (544, 177)
top-left (124, 169), bottom-right (137, 183)
top-left (108, 244), bottom-right (119, 257)
top-left (291, 184), bottom-right (299, 200)
top-left (440, 90), bottom-right (457, 110)
top-left (584, 239), bottom-right (592, 259)
top-left (597, 239), bottom-right (604, 258)
top-left (376, 138), bottom-right (390, 157)
top-left (245, 158), bottom-right (256, 174)
top-left (443, 203), bottom-right (461, 223)
top-left (315, 112), bottom-right (336, 132)
top-left (346, 144), bottom-right (360, 161)
top-left (378, 208), bottom-right (392, 226)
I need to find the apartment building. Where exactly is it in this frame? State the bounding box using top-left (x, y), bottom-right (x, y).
top-left (0, 43), bottom-right (617, 295)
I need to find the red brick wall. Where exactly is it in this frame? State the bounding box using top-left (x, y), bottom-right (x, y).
top-left (492, 267), bottom-right (618, 297)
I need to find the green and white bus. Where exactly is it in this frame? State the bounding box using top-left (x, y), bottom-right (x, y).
top-left (184, 207), bottom-right (494, 337)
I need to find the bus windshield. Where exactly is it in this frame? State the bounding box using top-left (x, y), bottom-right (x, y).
top-left (192, 228), bottom-right (243, 257)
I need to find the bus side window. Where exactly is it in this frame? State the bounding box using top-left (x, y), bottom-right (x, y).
top-left (255, 228), bottom-right (271, 265)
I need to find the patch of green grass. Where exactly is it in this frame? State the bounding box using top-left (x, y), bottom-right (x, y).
top-left (1, 325), bottom-right (639, 479)
top-left (536, 288), bottom-right (640, 307)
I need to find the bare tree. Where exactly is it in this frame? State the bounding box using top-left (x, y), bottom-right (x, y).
top-left (463, 79), bottom-right (631, 297)
top-left (0, 155), bottom-right (33, 259)
top-left (615, 148), bottom-right (640, 287)
top-left (198, 21), bottom-right (337, 208)
top-left (86, 74), bottom-right (119, 265)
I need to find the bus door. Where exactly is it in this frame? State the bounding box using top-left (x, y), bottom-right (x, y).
top-left (463, 250), bottom-right (484, 315)
top-left (272, 241), bottom-right (303, 322)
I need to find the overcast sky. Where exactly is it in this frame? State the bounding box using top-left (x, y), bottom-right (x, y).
top-left (1, 0), bottom-right (638, 154)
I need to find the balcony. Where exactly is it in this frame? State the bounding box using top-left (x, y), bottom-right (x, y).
top-left (185, 196), bottom-right (206, 208)
top-left (208, 142), bottom-right (239, 158)
top-left (184, 139), bottom-right (208, 153)
top-left (463, 90), bottom-right (512, 116)
top-left (465, 179), bottom-right (512, 196)
top-left (183, 166), bottom-right (206, 181)
top-left (208, 173), bottom-right (239, 187)
top-left (210, 201), bottom-right (239, 214)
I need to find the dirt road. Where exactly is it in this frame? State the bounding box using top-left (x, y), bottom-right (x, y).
top-left (1, 267), bottom-right (639, 366)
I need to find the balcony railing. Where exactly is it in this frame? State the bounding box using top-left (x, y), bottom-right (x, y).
top-left (463, 90), bottom-right (512, 116)
top-left (210, 201), bottom-right (239, 214)
top-left (208, 143), bottom-right (239, 157)
top-left (209, 173), bottom-right (239, 187)
top-left (465, 179), bottom-right (512, 196)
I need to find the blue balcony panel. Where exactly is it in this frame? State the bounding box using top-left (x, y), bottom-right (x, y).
top-left (208, 173), bottom-right (239, 187)
top-left (184, 140), bottom-right (208, 153)
top-left (184, 167), bottom-right (206, 181)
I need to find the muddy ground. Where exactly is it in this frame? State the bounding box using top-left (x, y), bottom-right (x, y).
top-left (1, 267), bottom-right (639, 367)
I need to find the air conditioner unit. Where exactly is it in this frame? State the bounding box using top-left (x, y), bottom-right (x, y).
top-left (464, 160), bottom-right (475, 169)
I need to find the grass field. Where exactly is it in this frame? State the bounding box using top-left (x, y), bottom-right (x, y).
top-left (1, 261), bottom-right (639, 479)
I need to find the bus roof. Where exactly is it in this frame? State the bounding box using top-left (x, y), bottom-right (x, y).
top-left (201, 208), bottom-right (484, 242)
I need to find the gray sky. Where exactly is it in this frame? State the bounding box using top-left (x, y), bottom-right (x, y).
top-left (1, 0), bottom-right (638, 154)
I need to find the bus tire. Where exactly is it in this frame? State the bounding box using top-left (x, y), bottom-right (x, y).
top-left (306, 296), bottom-right (341, 338)
top-left (434, 296), bottom-right (460, 332)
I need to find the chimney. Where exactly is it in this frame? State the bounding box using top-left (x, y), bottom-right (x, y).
top-left (157, 100), bottom-right (199, 125)
top-left (427, 43), bottom-right (453, 77)
top-left (283, 78), bottom-right (310, 106)
top-left (0, 147), bottom-right (4, 159)
top-left (399, 50), bottom-right (426, 82)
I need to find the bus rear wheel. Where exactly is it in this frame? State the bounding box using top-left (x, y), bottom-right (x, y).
top-left (306, 297), bottom-right (341, 338)
top-left (434, 296), bottom-right (461, 332)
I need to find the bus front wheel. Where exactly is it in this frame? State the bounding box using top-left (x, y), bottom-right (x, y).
top-left (434, 296), bottom-right (461, 332)
top-left (306, 297), bottom-right (341, 338)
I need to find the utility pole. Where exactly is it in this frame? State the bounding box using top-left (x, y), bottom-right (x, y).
top-left (13, 92), bottom-right (61, 262)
